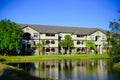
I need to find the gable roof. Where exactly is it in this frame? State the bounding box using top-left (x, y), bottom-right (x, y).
top-left (20, 24), bottom-right (107, 35)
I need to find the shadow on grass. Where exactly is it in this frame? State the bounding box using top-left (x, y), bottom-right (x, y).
top-left (113, 62), bottom-right (120, 72)
top-left (0, 64), bottom-right (53, 80)
top-left (0, 58), bottom-right (6, 62)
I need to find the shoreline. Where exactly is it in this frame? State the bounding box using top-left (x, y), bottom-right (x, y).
top-left (0, 54), bottom-right (110, 62)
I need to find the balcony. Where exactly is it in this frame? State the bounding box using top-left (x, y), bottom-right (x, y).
top-left (22, 40), bottom-right (32, 44)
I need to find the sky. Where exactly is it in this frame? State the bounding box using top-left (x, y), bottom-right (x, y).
top-left (0, 0), bottom-right (120, 30)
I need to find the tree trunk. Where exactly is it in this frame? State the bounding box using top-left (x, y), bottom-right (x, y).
top-left (42, 47), bottom-right (44, 55)
top-left (39, 49), bottom-right (40, 55)
top-left (67, 47), bottom-right (70, 55)
top-left (87, 48), bottom-right (89, 54)
top-left (61, 47), bottom-right (64, 55)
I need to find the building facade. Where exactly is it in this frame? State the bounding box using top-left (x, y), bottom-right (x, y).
top-left (21, 24), bottom-right (107, 54)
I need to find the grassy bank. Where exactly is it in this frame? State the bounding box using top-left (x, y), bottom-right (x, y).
top-left (0, 54), bottom-right (110, 62)
top-left (113, 62), bottom-right (120, 71)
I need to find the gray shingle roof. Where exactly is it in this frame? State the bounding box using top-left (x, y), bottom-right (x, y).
top-left (19, 24), bottom-right (107, 35)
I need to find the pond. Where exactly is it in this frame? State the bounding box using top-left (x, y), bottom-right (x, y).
top-left (4, 59), bottom-right (120, 80)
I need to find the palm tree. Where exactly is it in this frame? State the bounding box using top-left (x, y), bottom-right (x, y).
top-left (41, 40), bottom-right (48, 55)
top-left (35, 43), bottom-right (42, 55)
top-left (86, 40), bottom-right (96, 54)
top-left (35, 40), bottom-right (48, 55)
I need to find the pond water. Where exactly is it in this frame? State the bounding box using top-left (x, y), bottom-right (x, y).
top-left (6, 59), bottom-right (120, 80)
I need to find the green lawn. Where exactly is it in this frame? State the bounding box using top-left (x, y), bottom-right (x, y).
top-left (0, 54), bottom-right (110, 62)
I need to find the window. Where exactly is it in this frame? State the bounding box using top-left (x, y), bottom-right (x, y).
top-left (90, 35), bottom-right (94, 40)
top-left (102, 35), bottom-right (106, 40)
top-left (51, 34), bottom-right (55, 36)
top-left (77, 41), bottom-right (80, 45)
top-left (81, 48), bottom-right (84, 52)
top-left (33, 41), bottom-right (36, 45)
top-left (51, 48), bottom-right (55, 52)
top-left (80, 41), bottom-right (84, 45)
top-left (77, 41), bottom-right (84, 45)
top-left (46, 33), bottom-right (55, 36)
top-left (77, 48), bottom-right (80, 52)
top-left (46, 40), bottom-right (50, 44)
top-left (77, 48), bottom-right (84, 52)
top-left (46, 48), bottom-right (50, 52)
top-left (51, 40), bottom-right (55, 44)
top-left (77, 35), bottom-right (84, 37)
top-left (46, 33), bottom-right (50, 36)
top-left (103, 42), bottom-right (106, 46)
top-left (33, 33), bottom-right (38, 37)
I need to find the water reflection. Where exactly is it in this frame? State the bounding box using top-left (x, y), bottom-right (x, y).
top-left (6, 60), bottom-right (120, 80)
top-left (7, 63), bottom-right (36, 73)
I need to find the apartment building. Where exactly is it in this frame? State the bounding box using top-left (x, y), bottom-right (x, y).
top-left (20, 24), bottom-right (107, 54)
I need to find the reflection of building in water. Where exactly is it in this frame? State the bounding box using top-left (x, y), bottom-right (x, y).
top-left (6, 60), bottom-right (111, 80)
top-left (97, 60), bottom-right (107, 80)
top-left (33, 60), bottom-right (76, 80)
top-left (33, 61), bottom-right (59, 79)
top-left (32, 60), bottom-right (108, 80)
top-left (74, 61), bottom-right (87, 80)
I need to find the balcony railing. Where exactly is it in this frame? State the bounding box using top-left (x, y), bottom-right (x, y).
top-left (22, 40), bottom-right (32, 44)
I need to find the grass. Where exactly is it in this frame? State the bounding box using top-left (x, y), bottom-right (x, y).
top-left (0, 54), bottom-right (110, 62)
top-left (113, 62), bottom-right (120, 71)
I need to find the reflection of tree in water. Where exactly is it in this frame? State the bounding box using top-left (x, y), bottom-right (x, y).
top-left (77, 61), bottom-right (86, 67)
top-left (88, 60), bottom-right (98, 71)
top-left (37, 61), bottom-right (56, 71)
top-left (62, 60), bottom-right (74, 80)
top-left (63, 60), bottom-right (73, 71)
top-left (37, 62), bottom-right (45, 71)
top-left (20, 63), bottom-right (36, 72)
top-left (7, 63), bottom-right (36, 72)
top-left (37, 60), bottom-right (74, 72)
top-left (76, 60), bottom-right (106, 75)
top-left (3, 60), bottom-right (119, 80)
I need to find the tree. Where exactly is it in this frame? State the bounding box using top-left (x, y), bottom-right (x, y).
top-left (86, 40), bottom-right (96, 54)
top-left (35, 40), bottom-right (48, 55)
top-left (0, 19), bottom-right (23, 55)
top-left (35, 43), bottom-right (42, 55)
top-left (64, 35), bottom-right (74, 54)
top-left (59, 35), bottom-right (74, 54)
top-left (59, 40), bottom-right (66, 55)
top-left (108, 10), bottom-right (120, 60)
top-left (102, 31), bottom-right (113, 53)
